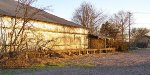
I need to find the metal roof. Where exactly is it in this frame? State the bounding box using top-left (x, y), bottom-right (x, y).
top-left (0, 0), bottom-right (83, 28)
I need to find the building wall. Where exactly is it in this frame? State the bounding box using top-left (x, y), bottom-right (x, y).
top-left (89, 38), bottom-right (105, 49)
top-left (0, 16), bottom-right (88, 51)
top-left (136, 37), bottom-right (150, 48)
top-left (138, 37), bottom-right (150, 43)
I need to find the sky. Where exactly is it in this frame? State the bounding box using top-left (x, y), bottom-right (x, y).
top-left (33, 0), bottom-right (150, 29)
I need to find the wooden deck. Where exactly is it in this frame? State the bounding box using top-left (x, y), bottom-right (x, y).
top-left (54, 48), bottom-right (116, 55)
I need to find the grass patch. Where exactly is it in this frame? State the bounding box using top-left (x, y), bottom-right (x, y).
top-left (30, 64), bottom-right (46, 68)
top-left (46, 63), bottom-right (65, 68)
top-left (71, 63), bottom-right (95, 67)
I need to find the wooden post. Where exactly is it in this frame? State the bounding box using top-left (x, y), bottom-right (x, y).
top-left (78, 49), bottom-right (81, 55)
top-left (68, 51), bottom-right (71, 55)
top-left (86, 49), bottom-right (89, 54)
top-left (99, 49), bottom-right (101, 53)
top-left (105, 38), bottom-right (106, 48)
top-left (94, 49), bottom-right (95, 54)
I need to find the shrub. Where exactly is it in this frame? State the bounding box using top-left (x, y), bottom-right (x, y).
top-left (8, 51), bottom-right (18, 58)
top-left (117, 44), bottom-right (128, 52)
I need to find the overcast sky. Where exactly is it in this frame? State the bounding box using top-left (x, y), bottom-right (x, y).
top-left (33, 0), bottom-right (150, 29)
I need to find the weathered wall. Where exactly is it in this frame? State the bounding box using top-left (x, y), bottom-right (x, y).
top-left (0, 16), bottom-right (89, 51)
top-left (89, 38), bottom-right (105, 49)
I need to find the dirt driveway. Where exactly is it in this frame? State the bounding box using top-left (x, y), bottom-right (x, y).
top-left (1, 48), bottom-right (150, 75)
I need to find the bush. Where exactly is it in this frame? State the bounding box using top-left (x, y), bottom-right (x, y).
top-left (117, 44), bottom-right (128, 52)
top-left (8, 51), bottom-right (18, 58)
top-left (47, 51), bottom-right (63, 58)
top-left (0, 54), bottom-right (3, 60)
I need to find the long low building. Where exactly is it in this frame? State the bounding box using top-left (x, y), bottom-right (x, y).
top-left (0, 0), bottom-right (89, 52)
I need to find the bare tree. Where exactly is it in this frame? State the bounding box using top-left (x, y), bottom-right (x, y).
top-left (72, 2), bottom-right (105, 35)
top-left (10, 0), bottom-right (42, 52)
top-left (110, 11), bottom-right (133, 43)
top-left (0, 15), bottom-right (7, 53)
top-left (106, 11), bottom-right (134, 51)
top-left (131, 28), bottom-right (150, 42)
top-left (0, 0), bottom-right (50, 53)
top-left (100, 21), bottom-right (119, 39)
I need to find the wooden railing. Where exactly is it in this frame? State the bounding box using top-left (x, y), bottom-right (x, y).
top-left (53, 48), bottom-right (116, 55)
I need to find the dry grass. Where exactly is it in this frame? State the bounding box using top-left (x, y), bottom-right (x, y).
top-left (1, 49), bottom-right (150, 68)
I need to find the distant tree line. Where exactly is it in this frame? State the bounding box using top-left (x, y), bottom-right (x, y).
top-left (72, 2), bottom-right (150, 51)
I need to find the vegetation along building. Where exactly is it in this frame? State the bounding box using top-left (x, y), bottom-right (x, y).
top-left (0, 0), bottom-right (89, 52)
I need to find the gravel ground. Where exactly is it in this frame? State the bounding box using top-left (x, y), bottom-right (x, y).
top-left (1, 48), bottom-right (150, 75)
top-left (21, 63), bottom-right (150, 75)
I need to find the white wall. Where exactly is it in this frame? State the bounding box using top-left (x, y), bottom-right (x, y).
top-left (0, 16), bottom-right (89, 51)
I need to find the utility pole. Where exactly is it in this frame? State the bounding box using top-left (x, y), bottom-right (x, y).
top-left (128, 12), bottom-right (131, 50)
